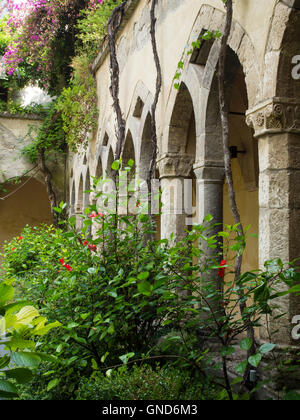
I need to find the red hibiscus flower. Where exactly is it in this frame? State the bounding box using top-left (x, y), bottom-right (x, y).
top-left (218, 260), bottom-right (227, 278)
top-left (18, 236), bottom-right (23, 240)
top-left (88, 244), bottom-right (97, 252)
top-left (64, 264), bottom-right (73, 272)
top-left (59, 258), bottom-right (65, 265)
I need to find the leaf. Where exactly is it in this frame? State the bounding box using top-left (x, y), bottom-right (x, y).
top-left (127, 158), bottom-right (134, 168)
top-left (240, 337), bottom-right (253, 351)
top-left (66, 322), bottom-right (79, 329)
top-left (231, 377), bottom-right (244, 386)
top-left (119, 352), bottom-right (135, 365)
top-left (258, 343), bottom-right (276, 354)
top-left (11, 351), bottom-right (41, 368)
top-left (0, 283), bottom-right (14, 306)
top-left (47, 378), bottom-right (60, 391)
top-left (235, 361), bottom-right (248, 375)
top-left (6, 337), bottom-right (36, 351)
top-left (5, 368), bottom-right (33, 384)
top-left (288, 284), bottom-right (300, 294)
top-left (248, 353), bottom-right (262, 368)
top-left (138, 280), bottom-right (152, 295)
top-left (108, 291), bottom-right (118, 298)
top-left (0, 316), bottom-right (5, 336)
top-left (32, 321), bottom-right (61, 336)
top-left (0, 355), bottom-right (10, 370)
top-left (0, 379), bottom-right (18, 398)
top-left (15, 306), bottom-right (40, 326)
top-left (221, 346), bottom-right (235, 357)
top-left (111, 160), bottom-right (120, 171)
top-left (137, 272), bottom-right (150, 281)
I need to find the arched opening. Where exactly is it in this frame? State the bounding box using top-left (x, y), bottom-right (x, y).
top-left (163, 82), bottom-right (196, 241)
top-left (76, 174), bottom-right (84, 229)
top-left (139, 113), bottom-right (152, 182)
top-left (122, 131), bottom-right (136, 180)
top-left (100, 147), bottom-right (116, 215)
top-left (168, 83), bottom-right (195, 156)
top-left (70, 179), bottom-right (75, 217)
top-left (106, 147), bottom-right (114, 180)
top-left (121, 131), bottom-right (136, 214)
top-left (83, 168), bottom-right (91, 211)
top-left (223, 48), bottom-right (259, 274)
top-left (0, 177), bottom-right (53, 251)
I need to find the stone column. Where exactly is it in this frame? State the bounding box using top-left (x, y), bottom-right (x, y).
top-left (246, 97), bottom-right (300, 345)
top-left (193, 165), bottom-right (225, 231)
top-left (157, 154), bottom-right (194, 242)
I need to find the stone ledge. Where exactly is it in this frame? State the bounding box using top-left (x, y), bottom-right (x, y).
top-left (0, 111), bottom-right (43, 121)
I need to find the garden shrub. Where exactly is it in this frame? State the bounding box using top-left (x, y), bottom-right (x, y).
top-left (0, 278), bottom-right (60, 399)
top-left (2, 170), bottom-right (299, 400)
top-left (75, 364), bottom-right (217, 401)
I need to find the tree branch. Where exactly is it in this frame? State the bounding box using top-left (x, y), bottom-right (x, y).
top-left (147, 0), bottom-right (162, 215)
top-left (107, 3), bottom-right (126, 163)
top-left (218, 0), bottom-right (256, 390)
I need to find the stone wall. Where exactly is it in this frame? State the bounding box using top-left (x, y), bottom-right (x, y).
top-left (0, 113), bottom-right (60, 250)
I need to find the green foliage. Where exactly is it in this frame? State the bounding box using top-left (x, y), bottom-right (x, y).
top-left (21, 101), bottom-right (65, 163)
top-left (0, 99), bottom-right (46, 116)
top-left (56, 55), bottom-right (97, 152)
top-left (2, 164), bottom-right (299, 400)
top-left (76, 0), bottom-right (124, 61)
top-left (174, 30), bottom-right (222, 90)
top-left (75, 364), bottom-right (215, 400)
top-left (0, 17), bottom-right (12, 57)
top-left (55, 0), bottom-right (123, 152)
top-left (0, 278), bottom-right (60, 399)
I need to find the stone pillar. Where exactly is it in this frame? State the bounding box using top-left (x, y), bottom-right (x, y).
top-left (75, 204), bottom-right (83, 230)
top-left (246, 97), bottom-right (300, 345)
top-left (157, 154), bottom-right (194, 242)
top-left (193, 165), bottom-right (225, 231)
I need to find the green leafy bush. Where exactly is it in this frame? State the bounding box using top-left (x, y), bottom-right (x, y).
top-left (2, 165), bottom-right (299, 400)
top-left (56, 55), bottom-right (97, 152)
top-left (21, 101), bottom-right (65, 164)
top-left (75, 364), bottom-right (215, 400)
top-left (0, 279), bottom-right (60, 399)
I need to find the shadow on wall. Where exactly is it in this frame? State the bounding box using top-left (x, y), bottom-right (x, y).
top-left (0, 177), bottom-right (53, 253)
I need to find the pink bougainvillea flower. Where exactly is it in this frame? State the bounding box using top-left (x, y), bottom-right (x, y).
top-left (218, 260), bottom-right (227, 278)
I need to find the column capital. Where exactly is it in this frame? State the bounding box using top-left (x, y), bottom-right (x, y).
top-left (246, 97), bottom-right (300, 138)
top-left (157, 153), bottom-right (194, 178)
top-left (193, 164), bottom-right (225, 183)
